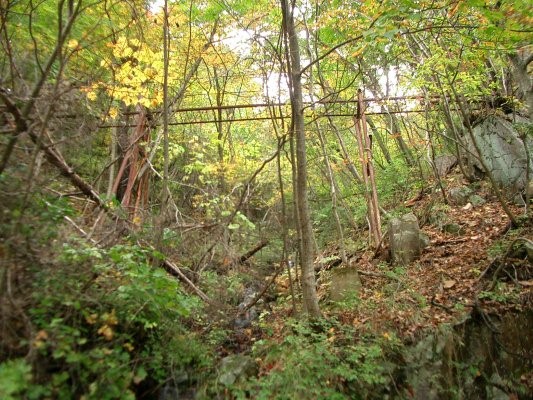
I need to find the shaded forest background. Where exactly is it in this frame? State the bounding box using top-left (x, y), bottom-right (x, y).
top-left (0, 0), bottom-right (532, 398)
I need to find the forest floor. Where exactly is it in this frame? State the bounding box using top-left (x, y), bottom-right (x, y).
top-left (349, 195), bottom-right (530, 342)
top-left (239, 173), bottom-right (532, 350)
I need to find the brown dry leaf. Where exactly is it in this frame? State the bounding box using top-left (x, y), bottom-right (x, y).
top-left (35, 330), bottom-right (48, 340)
top-left (443, 280), bottom-right (456, 289)
top-left (33, 330), bottom-right (49, 349)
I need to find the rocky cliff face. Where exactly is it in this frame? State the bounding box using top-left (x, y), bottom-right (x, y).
top-left (463, 115), bottom-right (532, 193)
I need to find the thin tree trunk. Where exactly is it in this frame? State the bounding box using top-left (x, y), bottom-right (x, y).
top-left (281, 0), bottom-right (320, 318)
top-left (107, 126), bottom-right (118, 198)
top-left (362, 66), bottom-right (415, 167)
top-left (277, 142), bottom-right (297, 313)
top-left (0, 1), bottom-right (81, 175)
top-left (366, 116), bottom-right (392, 165)
top-left (288, 132), bottom-right (301, 290)
top-left (316, 125), bottom-right (348, 265)
top-left (302, 20), bottom-right (350, 268)
top-left (156, 0), bottom-right (170, 246)
top-left (422, 89), bottom-right (448, 204)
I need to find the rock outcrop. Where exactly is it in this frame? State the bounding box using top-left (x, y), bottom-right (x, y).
top-left (463, 115), bottom-right (532, 193)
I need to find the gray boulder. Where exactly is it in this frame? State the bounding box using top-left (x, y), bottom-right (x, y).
top-left (468, 194), bottom-right (486, 207)
top-left (448, 186), bottom-right (474, 206)
top-left (442, 223), bottom-right (464, 236)
top-left (234, 287), bottom-right (258, 329)
top-left (434, 154), bottom-right (457, 177)
top-left (464, 115), bottom-right (532, 193)
top-left (448, 186), bottom-right (486, 207)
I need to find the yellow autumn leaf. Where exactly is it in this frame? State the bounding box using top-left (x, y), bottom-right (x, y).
top-left (86, 313), bottom-right (98, 325)
top-left (86, 91), bottom-right (97, 101)
top-left (108, 107), bottom-right (119, 119)
top-left (97, 324), bottom-right (114, 340)
top-left (351, 44), bottom-right (367, 58)
top-left (122, 46), bottom-right (133, 57)
top-left (67, 39), bottom-right (79, 49)
top-left (123, 343), bottom-right (134, 352)
top-left (144, 67), bottom-right (155, 78)
top-left (103, 310), bottom-right (118, 326)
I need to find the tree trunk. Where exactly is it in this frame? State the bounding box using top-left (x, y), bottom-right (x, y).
top-left (281, 0), bottom-right (321, 318)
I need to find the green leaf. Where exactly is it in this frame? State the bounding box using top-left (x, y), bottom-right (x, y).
top-left (133, 366), bottom-right (147, 384)
top-left (0, 359), bottom-right (31, 400)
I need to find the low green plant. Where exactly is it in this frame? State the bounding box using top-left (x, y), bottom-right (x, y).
top-left (330, 290), bottom-right (362, 310)
top-left (0, 359), bottom-right (32, 400)
top-left (22, 240), bottom-right (212, 399)
top-left (228, 319), bottom-right (398, 399)
top-left (478, 283), bottom-right (520, 303)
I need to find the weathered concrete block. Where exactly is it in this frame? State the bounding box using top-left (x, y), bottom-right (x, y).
top-left (330, 267), bottom-right (361, 302)
top-left (389, 213), bottom-right (427, 265)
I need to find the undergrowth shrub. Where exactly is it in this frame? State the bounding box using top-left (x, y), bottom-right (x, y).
top-left (229, 319), bottom-right (401, 400)
top-left (1, 233), bottom-right (213, 399)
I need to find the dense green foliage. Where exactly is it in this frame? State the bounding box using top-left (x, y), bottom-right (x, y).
top-left (0, 179), bottom-right (211, 398)
top-left (1, 0), bottom-right (531, 398)
top-left (233, 320), bottom-right (401, 399)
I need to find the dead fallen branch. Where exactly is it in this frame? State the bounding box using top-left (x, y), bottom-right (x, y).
top-left (478, 237), bottom-right (533, 290)
top-left (431, 238), bottom-right (469, 246)
top-left (241, 264), bottom-right (283, 314)
top-left (239, 239), bottom-right (269, 264)
top-left (162, 259), bottom-right (214, 305)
